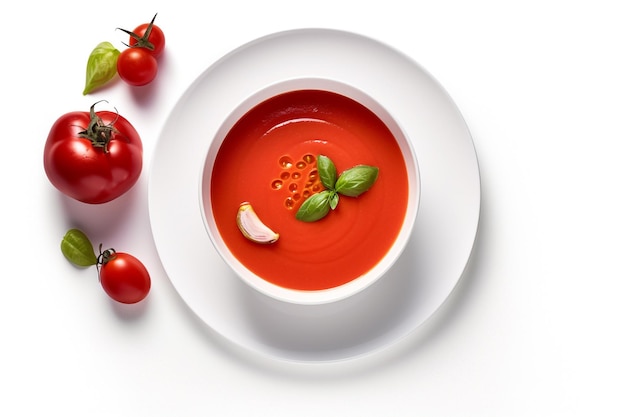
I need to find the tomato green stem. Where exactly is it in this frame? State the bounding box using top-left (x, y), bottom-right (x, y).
top-left (78, 101), bottom-right (119, 153)
top-left (96, 244), bottom-right (117, 278)
top-left (97, 246), bottom-right (117, 265)
top-left (117, 13), bottom-right (158, 51)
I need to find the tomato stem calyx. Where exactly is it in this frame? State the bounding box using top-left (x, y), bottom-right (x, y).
top-left (97, 246), bottom-right (116, 264)
top-left (97, 244), bottom-right (117, 265)
top-left (96, 244), bottom-right (117, 278)
top-left (117, 13), bottom-right (158, 51)
top-left (78, 101), bottom-right (119, 153)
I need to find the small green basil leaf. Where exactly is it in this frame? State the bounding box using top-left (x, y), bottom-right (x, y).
top-left (329, 191), bottom-right (339, 210)
top-left (83, 42), bottom-right (120, 95)
top-left (335, 165), bottom-right (379, 197)
top-left (296, 190), bottom-right (332, 222)
top-left (317, 155), bottom-right (337, 190)
top-left (61, 229), bottom-right (97, 267)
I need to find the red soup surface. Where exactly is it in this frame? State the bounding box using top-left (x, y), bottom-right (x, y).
top-left (211, 89), bottom-right (409, 291)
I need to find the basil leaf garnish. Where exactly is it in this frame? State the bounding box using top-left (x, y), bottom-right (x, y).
top-left (83, 42), bottom-right (120, 95)
top-left (296, 190), bottom-right (332, 222)
top-left (335, 165), bottom-right (379, 197)
top-left (317, 155), bottom-right (337, 190)
top-left (295, 155), bottom-right (379, 222)
top-left (61, 229), bottom-right (98, 267)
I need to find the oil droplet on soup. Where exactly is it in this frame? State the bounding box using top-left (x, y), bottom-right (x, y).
top-left (279, 156), bottom-right (293, 168)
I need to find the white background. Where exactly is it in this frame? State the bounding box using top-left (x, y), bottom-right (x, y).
top-left (2, 0), bottom-right (625, 415)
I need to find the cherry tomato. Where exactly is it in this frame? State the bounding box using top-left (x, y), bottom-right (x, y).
top-left (128, 20), bottom-right (165, 58)
top-left (43, 102), bottom-right (143, 204)
top-left (117, 48), bottom-right (158, 86)
top-left (99, 250), bottom-right (151, 304)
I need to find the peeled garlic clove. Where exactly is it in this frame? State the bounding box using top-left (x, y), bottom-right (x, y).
top-left (236, 202), bottom-right (279, 244)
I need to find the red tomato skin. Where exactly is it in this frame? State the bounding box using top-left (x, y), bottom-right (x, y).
top-left (129, 23), bottom-right (165, 58)
top-left (43, 110), bottom-right (143, 204)
top-left (117, 48), bottom-right (158, 86)
top-left (99, 252), bottom-right (151, 304)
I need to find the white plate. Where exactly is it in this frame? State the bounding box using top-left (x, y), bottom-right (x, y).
top-left (148, 28), bottom-right (480, 362)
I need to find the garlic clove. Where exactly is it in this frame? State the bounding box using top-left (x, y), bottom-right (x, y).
top-left (236, 202), bottom-right (279, 244)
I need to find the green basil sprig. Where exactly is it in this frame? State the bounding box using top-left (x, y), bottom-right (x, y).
top-left (83, 42), bottom-right (120, 95)
top-left (296, 155), bottom-right (379, 222)
top-left (60, 229), bottom-right (98, 267)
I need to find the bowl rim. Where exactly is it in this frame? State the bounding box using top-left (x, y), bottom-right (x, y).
top-left (199, 76), bottom-right (421, 305)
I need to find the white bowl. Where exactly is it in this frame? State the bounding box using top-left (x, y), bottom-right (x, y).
top-left (200, 78), bottom-right (420, 305)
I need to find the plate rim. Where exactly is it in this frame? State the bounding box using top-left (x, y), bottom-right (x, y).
top-left (148, 27), bottom-right (481, 362)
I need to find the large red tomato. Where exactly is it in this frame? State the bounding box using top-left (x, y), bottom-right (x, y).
top-left (43, 102), bottom-right (143, 204)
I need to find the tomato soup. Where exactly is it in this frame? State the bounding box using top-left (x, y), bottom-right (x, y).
top-left (210, 89), bottom-right (409, 291)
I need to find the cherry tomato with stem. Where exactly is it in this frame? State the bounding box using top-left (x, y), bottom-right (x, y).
top-left (61, 229), bottom-right (151, 305)
top-left (98, 247), bottom-right (151, 304)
